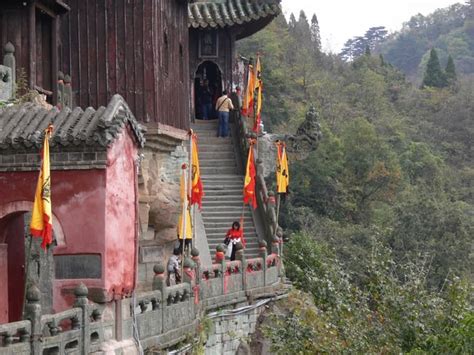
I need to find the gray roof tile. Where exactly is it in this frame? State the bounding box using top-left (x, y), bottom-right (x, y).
top-left (0, 94), bottom-right (146, 151)
top-left (189, 0), bottom-right (281, 29)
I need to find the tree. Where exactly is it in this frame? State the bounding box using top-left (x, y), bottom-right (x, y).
top-left (422, 48), bottom-right (447, 88)
top-left (310, 14), bottom-right (321, 54)
top-left (445, 55), bottom-right (457, 84)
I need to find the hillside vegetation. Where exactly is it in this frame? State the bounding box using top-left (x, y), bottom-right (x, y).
top-left (380, 1), bottom-right (473, 81)
top-left (237, 7), bottom-right (473, 353)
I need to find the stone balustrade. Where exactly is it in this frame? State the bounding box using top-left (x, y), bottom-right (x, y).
top-left (0, 244), bottom-right (282, 354)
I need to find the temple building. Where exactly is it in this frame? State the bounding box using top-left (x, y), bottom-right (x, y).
top-left (0, 1), bottom-right (284, 348)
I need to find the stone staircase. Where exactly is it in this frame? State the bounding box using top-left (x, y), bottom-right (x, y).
top-left (191, 119), bottom-right (260, 259)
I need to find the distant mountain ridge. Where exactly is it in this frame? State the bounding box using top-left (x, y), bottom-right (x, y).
top-left (378, 1), bottom-right (474, 81)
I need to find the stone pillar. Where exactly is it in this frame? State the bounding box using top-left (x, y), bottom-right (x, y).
top-left (259, 241), bottom-right (268, 287)
top-left (74, 283), bottom-right (90, 355)
top-left (152, 264), bottom-right (166, 292)
top-left (64, 74), bottom-right (73, 108)
top-left (152, 264), bottom-right (166, 333)
top-left (3, 42), bottom-right (15, 89)
top-left (191, 247), bottom-right (201, 285)
top-left (57, 71), bottom-right (64, 108)
top-left (235, 242), bottom-right (246, 291)
top-left (24, 284), bottom-right (42, 355)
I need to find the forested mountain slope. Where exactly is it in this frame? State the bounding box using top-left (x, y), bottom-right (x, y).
top-left (379, 1), bottom-right (474, 81)
top-left (237, 10), bottom-right (473, 353)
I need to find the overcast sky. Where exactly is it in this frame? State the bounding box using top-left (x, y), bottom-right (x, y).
top-left (281, 0), bottom-right (460, 52)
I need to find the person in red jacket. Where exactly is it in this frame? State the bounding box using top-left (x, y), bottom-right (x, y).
top-left (224, 221), bottom-right (245, 261)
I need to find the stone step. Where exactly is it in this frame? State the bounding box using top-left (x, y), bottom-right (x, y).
top-left (202, 201), bottom-right (243, 208)
top-left (203, 216), bottom-right (253, 223)
top-left (199, 144), bottom-right (234, 151)
top-left (200, 159), bottom-right (236, 168)
top-left (201, 167), bottom-right (238, 175)
top-left (202, 175), bottom-right (244, 181)
top-left (199, 151), bottom-right (236, 159)
top-left (197, 137), bottom-right (233, 144)
top-left (202, 194), bottom-right (243, 200)
top-left (204, 221), bottom-right (254, 229)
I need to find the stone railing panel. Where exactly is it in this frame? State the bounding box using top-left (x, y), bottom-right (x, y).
top-left (135, 290), bottom-right (163, 339)
top-left (224, 261), bottom-right (243, 295)
top-left (0, 320), bottom-right (31, 353)
top-left (200, 264), bottom-right (224, 300)
top-left (266, 254), bottom-right (280, 285)
top-left (40, 308), bottom-right (83, 354)
top-left (163, 283), bottom-right (194, 333)
top-left (245, 258), bottom-right (265, 290)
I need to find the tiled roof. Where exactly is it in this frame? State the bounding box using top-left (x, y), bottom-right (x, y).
top-left (0, 95), bottom-right (146, 151)
top-left (188, 0), bottom-right (281, 29)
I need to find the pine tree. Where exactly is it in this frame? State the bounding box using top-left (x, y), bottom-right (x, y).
top-left (422, 48), bottom-right (447, 88)
top-left (310, 14), bottom-right (322, 54)
top-left (445, 55), bottom-right (457, 84)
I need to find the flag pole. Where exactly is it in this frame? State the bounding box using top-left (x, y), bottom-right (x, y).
top-left (180, 164), bottom-right (188, 278)
top-left (189, 130), bottom-right (194, 253)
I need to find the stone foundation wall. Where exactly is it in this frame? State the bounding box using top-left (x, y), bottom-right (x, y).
top-left (137, 129), bottom-right (189, 289)
top-left (205, 303), bottom-right (265, 355)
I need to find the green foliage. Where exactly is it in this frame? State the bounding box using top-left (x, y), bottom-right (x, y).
top-left (238, 6), bottom-right (473, 353)
top-left (445, 54), bottom-right (458, 83)
top-left (265, 235), bottom-right (474, 354)
top-left (379, 3), bottom-right (473, 80)
top-left (422, 48), bottom-right (447, 88)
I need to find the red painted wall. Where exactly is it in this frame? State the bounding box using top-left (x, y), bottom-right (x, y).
top-left (0, 169), bottom-right (106, 312)
top-left (104, 127), bottom-right (138, 296)
top-left (0, 244), bottom-right (8, 323)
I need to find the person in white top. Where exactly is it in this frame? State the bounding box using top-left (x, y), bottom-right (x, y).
top-left (215, 90), bottom-right (234, 137)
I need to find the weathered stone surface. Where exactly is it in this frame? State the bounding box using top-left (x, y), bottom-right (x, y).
top-left (0, 65), bottom-right (13, 101)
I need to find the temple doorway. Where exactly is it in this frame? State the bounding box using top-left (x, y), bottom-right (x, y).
top-left (0, 211), bottom-right (54, 323)
top-left (194, 61), bottom-right (223, 120)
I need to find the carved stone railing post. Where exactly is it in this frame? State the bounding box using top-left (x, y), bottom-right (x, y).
top-left (24, 284), bottom-right (42, 355)
top-left (152, 264), bottom-right (166, 329)
top-left (3, 42), bottom-right (15, 91)
top-left (191, 247), bottom-right (201, 285)
top-left (259, 241), bottom-right (268, 286)
top-left (235, 242), bottom-right (246, 291)
top-left (57, 71), bottom-right (65, 108)
top-left (64, 74), bottom-right (73, 108)
top-left (74, 283), bottom-right (90, 355)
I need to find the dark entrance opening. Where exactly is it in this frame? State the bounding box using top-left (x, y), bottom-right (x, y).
top-left (194, 61), bottom-right (222, 120)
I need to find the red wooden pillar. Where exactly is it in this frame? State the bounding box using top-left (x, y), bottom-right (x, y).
top-left (0, 244), bottom-right (8, 323)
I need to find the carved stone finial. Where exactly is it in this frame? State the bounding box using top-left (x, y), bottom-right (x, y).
top-left (58, 71), bottom-right (64, 81)
top-left (259, 240), bottom-right (267, 249)
top-left (183, 257), bottom-right (195, 269)
top-left (4, 42), bottom-right (14, 54)
top-left (216, 244), bottom-right (225, 253)
top-left (74, 283), bottom-right (88, 298)
top-left (191, 247), bottom-right (200, 257)
top-left (153, 263), bottom-right (165, 275)
top-left (64, 74), bottom-right (71, 84)
top-left (26, 284), bottom-right (41, 303)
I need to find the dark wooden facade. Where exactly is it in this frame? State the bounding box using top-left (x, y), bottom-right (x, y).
top-left (0, 0), bottom-right (190, 130)
top-left (0, 0), bottom-right (69, 103)
top-left (58, 0), bottom-right (190, 129)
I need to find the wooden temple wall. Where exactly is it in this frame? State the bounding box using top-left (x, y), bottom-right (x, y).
top-left (59, 0), bottom-right (190, 129)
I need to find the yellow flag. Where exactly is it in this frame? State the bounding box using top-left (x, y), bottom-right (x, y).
top-left (242, 64), bottom-right (255, 116)
top-left (276, 143), bottom-right (289, 194)
top-left (178, 167), bottom-right (192, 240)
top-left (30, 125), bottom-right (53, 249)
top-left (190, 134), bottom-right (203, 208)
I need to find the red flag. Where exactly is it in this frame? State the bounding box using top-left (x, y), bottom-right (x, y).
top-left (243, 144), bottom-right (257, 209)
top-left (241, 64), bottom-right (255, 117)
top-left (253, 56), bottom-right (262, 133)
